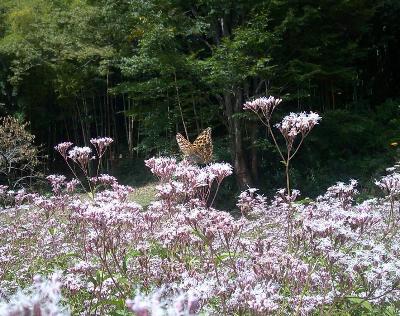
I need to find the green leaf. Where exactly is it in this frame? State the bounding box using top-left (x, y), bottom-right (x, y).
top-left (347, 297), bottom-right (373, 312)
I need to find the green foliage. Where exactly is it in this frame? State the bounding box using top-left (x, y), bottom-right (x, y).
top-left (0, 0), bottom-right (400, 197)
top-left (290, 100), bottom-right (400, 197)
top-left (334, 297), bottom-right (400, 316)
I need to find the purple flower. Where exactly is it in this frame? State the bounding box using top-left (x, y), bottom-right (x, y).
top-left (275, 112), bottom-right (321, 144)
top-left (90, 137), bottom-right (113, 157)
top-left (46, 175), bottom-right (67, 194)
top-left (375, 172), bottom-right (400, 196)
top-left (243, 96), bottom-right (282, 120)
top-left (90, 174), bottom-right (118, 186)
top-left (206, 163), bottom-right (233, 183)
top-left (145, 157), bottom-right (177, 181)
top-left (0, 185), bottom-right (8, 195)
top-left (54, 142), bottom-right (73, 159)
top-left (67, 146), bottom-right (93, 170)
top-left (65, 179), bottom-right (79, 193)
top-left (237, 188), bottom-right (267, 215)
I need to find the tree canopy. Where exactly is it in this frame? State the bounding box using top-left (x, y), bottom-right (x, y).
top-left (1, 0), bottom-right (399, 194)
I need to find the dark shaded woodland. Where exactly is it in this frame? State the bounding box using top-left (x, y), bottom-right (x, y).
top-left (1, 0), bottom-right (400, 195)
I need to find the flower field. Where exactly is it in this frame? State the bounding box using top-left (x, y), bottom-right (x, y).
top-left (1, 99), bottom-right (400, 315)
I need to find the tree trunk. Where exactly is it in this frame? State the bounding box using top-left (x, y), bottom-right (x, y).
top-left (224, 89), bottom-right (253, 188)
top-left (93, 96), bottom-right (99, 137)
top-left (249, 120), bottom-right (259, 183)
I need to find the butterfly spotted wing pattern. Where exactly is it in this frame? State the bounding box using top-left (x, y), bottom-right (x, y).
top-left (192, 128), bottom-right (213, 163)
top-left (176, 127), bottom-right (213, 164)
top-left (176, 133), bottom-right (193, 156)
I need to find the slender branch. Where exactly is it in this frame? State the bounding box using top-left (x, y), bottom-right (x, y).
top-left (289, 131), bottom-right (310, 160)
top-left (174, 71), bottom-right (188, 139)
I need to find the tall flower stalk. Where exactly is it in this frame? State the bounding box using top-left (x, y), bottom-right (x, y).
top-left (243, 97), bottom-right (321, 196)
top-left (54, 137), bottom-right (113, 198)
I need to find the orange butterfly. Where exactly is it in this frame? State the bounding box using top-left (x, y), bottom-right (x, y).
top-left (176, 128), bottom-right (213, 164)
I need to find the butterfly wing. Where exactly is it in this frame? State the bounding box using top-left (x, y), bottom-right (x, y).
top-left (176, 133), bottom-right (193, 157)
top-left (192, 127), bottom-right (213, 163)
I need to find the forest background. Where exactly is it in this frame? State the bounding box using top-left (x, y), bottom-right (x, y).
top-left (1, 0), bottom-right (400, 200)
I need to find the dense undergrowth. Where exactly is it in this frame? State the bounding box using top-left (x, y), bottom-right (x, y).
top-left (1, 98), bottom-right (400, 315)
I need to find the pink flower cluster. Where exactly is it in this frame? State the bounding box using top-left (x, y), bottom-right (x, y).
top-left (243, 96), bottom-right (282, 119)
top-left (46, 174), bottom-right (79, 195)
top-left (375, 172), bottom-right (400, 197)
top-left (54, 139), bottom-right (114, 183)
top-left (275, 112), bottom-right (321, 144)
top-left (145, 157), bottom-right (232, 206)
top-left (67, 146), bottom-right (93, 170)
top-left (145, 157), bottom-right (178, 180)
top-left (237, 188), bottom-right (266, 215)
top-left (54, 142), bottom-right (73, 159)
top-left (90, 137), bottom-right (113, 157)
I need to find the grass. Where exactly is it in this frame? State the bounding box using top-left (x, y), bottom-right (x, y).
top-left (75, 182), bottom-right (157, 208)
top-left (129, 182), bottom-right (157, 207)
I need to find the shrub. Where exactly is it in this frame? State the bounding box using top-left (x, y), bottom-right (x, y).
top-left (0, 116), bottom-right (43, 189)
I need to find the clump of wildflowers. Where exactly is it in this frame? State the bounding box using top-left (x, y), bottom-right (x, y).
top-left (145, 157), bottom-right (178, 181)
top-left (275, 111), bottom-right (321, 145)
top-left (243, 96), bottom-right (321, 198)
top-left (46, 175), bottom-right (67, 194)
top-left (54, 142), bottom-right (73, 159)
top-left (237, 188), bottom-right (266, 215)
top-left (206, 162), bottom-right (233, 183)
top-left (67, 146), bottom-right (93, 171)
top-left (243, 96), bottom-right (282, 120)
top-left (90, 137), bottom-right (113, 157)
top-left (2, 133), bottom-right (400, 316)
top-left (375, 172), bottom-right (400, 197)
top-left (53, 138), bottom-right (115, 197)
